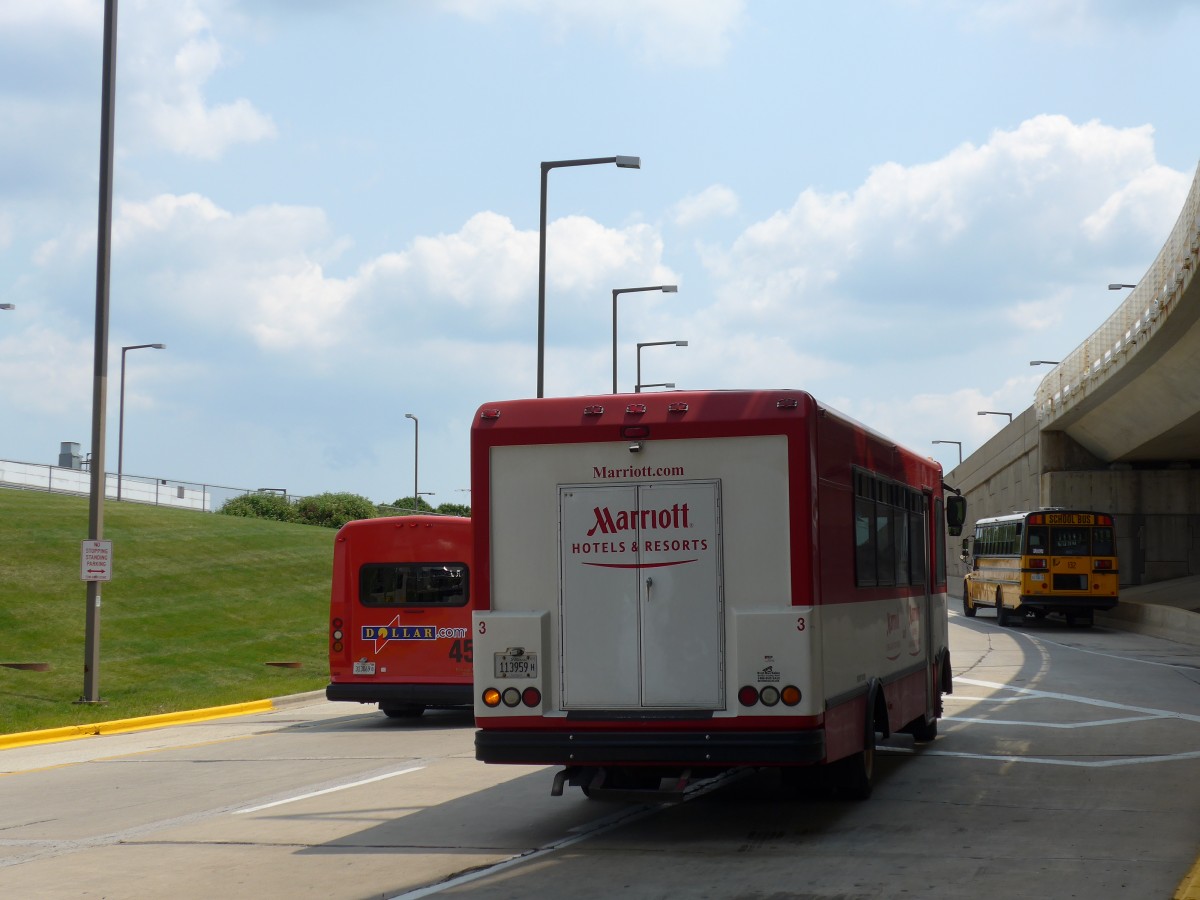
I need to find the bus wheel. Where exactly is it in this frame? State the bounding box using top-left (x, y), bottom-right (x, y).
top-left (1066, 610), bottom-right (1094, 628)
top-left (837, 727), bottom-right (876, 800)
top-left (908, 714), bottom-right (938, 743)
top-left (995, 591), bottom-right (1010, 627)
top-left (963, 586), bottom-right (977, 618)
top-left (381, 703), bottom-right (424, 719)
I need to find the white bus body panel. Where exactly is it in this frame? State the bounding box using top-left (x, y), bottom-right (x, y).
top-left (481, 435), bottom-right (800, 718)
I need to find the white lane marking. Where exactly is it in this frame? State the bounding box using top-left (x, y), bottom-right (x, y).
top-left (946, 714), bottom-right (1162, 729)
top-left (233, 766), bottom-right (424, 814)
top-left (955, 676), bottom-right (1200, 724)
top-left (917, 748), bottom-right (1200, 768)
top-left (1024, 631), bottom-right (1200, 670)
top-left (389, 770), bottom-right (745, 899)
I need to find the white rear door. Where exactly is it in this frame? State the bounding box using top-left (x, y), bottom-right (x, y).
top-left (559, 481), bottom-right (723, 709)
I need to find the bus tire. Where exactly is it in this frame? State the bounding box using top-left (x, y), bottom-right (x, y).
top-left (908, 714), bottom-right (938, 743)
top-left (995, 591), bottom-right (1010, 627)
top-left (837, 727), bottom-right (876, 800)
top-left (963, 584), bottom-right (977, 618)
top-left (1066, 610), bottom-right (1094, 628)
top-left (381, 703), bottom-right (425, 719)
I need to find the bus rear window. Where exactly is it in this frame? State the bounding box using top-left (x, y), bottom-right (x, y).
top-left (1051, 528), bottom-right (1089, 556)
top-left (359, 562), bottom-right (469, 607)
top-left (1092, 527), bottom-right (1115, 556)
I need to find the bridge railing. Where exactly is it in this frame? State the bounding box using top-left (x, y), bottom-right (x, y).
top-left (1035, 162), bottom-right (1200, 423)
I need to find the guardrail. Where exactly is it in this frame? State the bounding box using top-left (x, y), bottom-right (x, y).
top-left (0, 459), bottom-right (294, 512)
top-left (1035, 162), bottom-right (1200, 422)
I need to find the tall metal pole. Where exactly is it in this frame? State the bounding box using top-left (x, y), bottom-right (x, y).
top-left (536, 156), bottom-right (640, 399)
top-left (611, 285), bottom-right (677, 393)
top-left (117, 349), bottom-right (127, 501)
top-left (82, 0), bottom-right (119, 704)
top-left (405, 413), bottom-right (418, 511)
top-left (117, 343), bottom-right (166, 501)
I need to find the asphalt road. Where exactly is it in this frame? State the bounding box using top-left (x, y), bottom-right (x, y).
top-left (2, 611), bottom-right (1198, 899)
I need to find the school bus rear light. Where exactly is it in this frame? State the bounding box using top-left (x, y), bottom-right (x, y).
top-left (1094, 560), bottom-right (1114, 570)
top-left (1029, 558), bottom-right (1048, 569)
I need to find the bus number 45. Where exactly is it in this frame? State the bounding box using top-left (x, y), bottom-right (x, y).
top-left (449, 639), bottom-right (473, 663)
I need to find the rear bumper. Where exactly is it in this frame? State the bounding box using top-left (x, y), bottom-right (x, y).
top-left (1018, 596), bottom-right (1118, 612)
top-left (325, 683), bottom-right (471, 707)
top-left (476, 727), bottom-right (825, 766)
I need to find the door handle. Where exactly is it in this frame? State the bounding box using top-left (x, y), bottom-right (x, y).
top-left (645, 575), bottom-right (653, 601)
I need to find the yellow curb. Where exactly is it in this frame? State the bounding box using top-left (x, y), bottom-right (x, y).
top-left (1177, 852), bottom-right (1200, 900)
top-left (0, 699), bottom-right (274, 750)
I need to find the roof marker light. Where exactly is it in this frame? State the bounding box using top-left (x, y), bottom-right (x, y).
top-left (479, 408), bottom-right (501, 419)
top-left (626, 403), bottom-right (647, 414)
top-left (776, 398), bottom-right (799, 409)
top-left (667, 402), bottom-right (689, 413)
top-left (583, 405), bottom-right (605, 416)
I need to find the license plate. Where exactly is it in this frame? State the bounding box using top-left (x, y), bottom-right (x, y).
top-left (494, 652), bottom-right (537, 679)
top-left (1030, 573), bottom-right (1045, 582)
top-left (353, 660), bottom-right (376, 676)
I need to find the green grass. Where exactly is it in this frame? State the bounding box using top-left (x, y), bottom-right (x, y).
top-left (0, 487), bottom-right (335, 735)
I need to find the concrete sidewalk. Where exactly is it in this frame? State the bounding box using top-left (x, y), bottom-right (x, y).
top-left (1097, 575), bottom-right (1200, 647)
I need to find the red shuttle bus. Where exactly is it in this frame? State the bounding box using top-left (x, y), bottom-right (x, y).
top-left (327, 515), bottom-right (473, 718)
top-left (470, 390), bottom-right (965, 798)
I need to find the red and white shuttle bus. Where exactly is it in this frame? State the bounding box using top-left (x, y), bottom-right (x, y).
top-left (470, 390), bottom-right (965, 797)
top-left (327, 515), bottom-right (474, 718)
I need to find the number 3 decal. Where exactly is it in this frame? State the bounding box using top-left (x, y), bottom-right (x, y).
top-left (477, 620), bottom-right (487, 634)
top-left (796, 617), bottom-right (806, 632)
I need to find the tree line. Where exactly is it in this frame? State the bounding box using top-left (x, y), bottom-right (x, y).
top-left (218, 491), bottom-right (470, 529)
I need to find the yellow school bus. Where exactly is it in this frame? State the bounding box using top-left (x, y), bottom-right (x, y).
top-left (963, 509), bottom-right (1118, 627)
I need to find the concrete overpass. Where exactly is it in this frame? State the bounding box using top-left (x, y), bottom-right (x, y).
top-left (946, 162), bottom-right (1200, 588)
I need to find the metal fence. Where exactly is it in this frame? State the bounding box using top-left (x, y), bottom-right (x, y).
top-left (0, 458), bottom-right (298, 513)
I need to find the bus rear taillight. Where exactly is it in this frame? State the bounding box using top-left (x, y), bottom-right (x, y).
top-left (1093, 559), bottom-right (1114, 570)
top-left (1029, 558), bottom-right (1048, 570)
top-left (481, 685), bottom-right (542, 709)
top-left (331, 617), bottom-right (344, 652)
top-left (739, 685), bottom-right (801, 707)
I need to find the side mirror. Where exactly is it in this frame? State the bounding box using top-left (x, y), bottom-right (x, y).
top-left (945, 494), bottom-right (966, 537)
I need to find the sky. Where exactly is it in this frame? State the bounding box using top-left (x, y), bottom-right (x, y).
top-left (2, 0), bottom-right (1199, 507)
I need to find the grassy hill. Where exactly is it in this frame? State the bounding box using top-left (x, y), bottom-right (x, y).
top-left (0, 487), bottom-right (335, 735)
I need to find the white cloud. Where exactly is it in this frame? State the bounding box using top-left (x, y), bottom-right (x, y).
top-left (120, 1), bottom-right (277, 159)
top-left (436, 0), bottom-right (746, 65)
top-left (673, 185), bottom-right (740, 227)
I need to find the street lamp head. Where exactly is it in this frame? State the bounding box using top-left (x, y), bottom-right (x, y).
top-left (661, 285), bottom-right (678, 293)
top-left (151, 343), bottom-right (165, 350)
top-left (1108, 283), bottom-right (1137, 290)
top-left (0, 303), bottom-right (14, 310)
top-left (405, 413), bottom-right (417, 422)
top-left (675, 341), bottom-right (689, 347)
top-left (614, 156), bottom-right (641, 169)
top-left (1029, 360), bottom-right (1059, 366)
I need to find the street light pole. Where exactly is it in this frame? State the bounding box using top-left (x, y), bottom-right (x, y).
top-left (117, 343), bottom-right (166, 501)
top-left (1029, 360), bottom-right (1059, 366)
top-left (977, 410), bottom-right (1013, 423)
top-left (81, 0), bottom-right (119, 705)
top-left (931, 439), bottom-right (962, 464)
top-left (635, 340), bottom-right (688, 393)
top-left (405, 413), bottom-right (418, 512)
top-left (537, 155), bottom-right (640, 398)
top-left (611, 285), bottom-right (677, 393)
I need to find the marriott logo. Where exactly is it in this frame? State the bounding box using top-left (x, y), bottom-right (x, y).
top-left (586, 503), bottom-right (691, 536)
